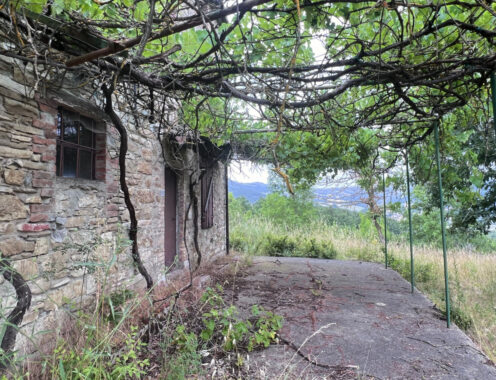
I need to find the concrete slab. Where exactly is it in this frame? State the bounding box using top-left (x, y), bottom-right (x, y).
top-left (229, 257), bottom-right (496, 379)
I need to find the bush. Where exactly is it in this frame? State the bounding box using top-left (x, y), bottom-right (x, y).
top-left (255, 233), bottom-right (337, 259)
top-left (388, 255), bottom-right (436, 285)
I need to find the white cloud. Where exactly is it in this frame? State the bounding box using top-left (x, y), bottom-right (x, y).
top-left (229, 160), bottom-right (269, 183)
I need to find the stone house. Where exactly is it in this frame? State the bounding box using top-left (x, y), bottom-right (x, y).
top-left (0, 50), bottom-right (229, 355)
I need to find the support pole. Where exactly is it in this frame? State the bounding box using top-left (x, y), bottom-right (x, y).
top-left (405, 151), bottom-right (414, 293)
top-left (382, 171), bottom-right (388, 269)
top-left (491, 72), bottom-right (496, 136)
top-left (225, 164), bottom-right (230, 255)
top-left (434, 121), bottom-right (451, 328)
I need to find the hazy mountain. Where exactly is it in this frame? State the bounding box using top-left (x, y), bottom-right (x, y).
top-left (228, 181), bottom-right (271, 203)
top-left (228, 180), bottom-right (402, 212)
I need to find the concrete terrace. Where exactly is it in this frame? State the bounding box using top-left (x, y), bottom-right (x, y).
top-left (225, 257), bottom-right (496, 379)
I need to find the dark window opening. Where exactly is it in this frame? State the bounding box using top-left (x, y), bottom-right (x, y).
top-left (56, 109), bottom-right (98, 180)
top-left (201, 164), bottom-right (214, 229)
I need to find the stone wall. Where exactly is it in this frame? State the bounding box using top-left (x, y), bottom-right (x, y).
top-left (0, 55), bottom-right (227, 356)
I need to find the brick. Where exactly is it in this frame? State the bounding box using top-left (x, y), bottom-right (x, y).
top-left (33, 171), bottom-right (53, 180)
top-left (30, 204), bottom-right (51, 213)
top-left (106, 210), bottom-right (119, 218)
top-left (32, 136), bottom-right (52, 145)
top-left (38, 102), bottom-right (57, 114)
top-left (45, 130), bottom-right (57, 139)
top-left (17, 223), bottom-right (51, 232)
top-left (30, 214), bottom-right (49, 223)
top-left (32, 144), bottom-right (47, 154)
top-left (40, 188), bottom-right (54, 198)
top-left (41, 153), bottom-right (56, 162)
top-left (107, 184), bottom-right (119, 194)
top-left (106, 204), bottom-right (118, 212)
top-left (32, 119), bottom-right (55, 130)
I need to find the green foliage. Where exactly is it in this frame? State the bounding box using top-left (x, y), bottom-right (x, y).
top-left (165, 286), bottom-right (283, 377)
top-left (387, 255), bottom-right (436, 285)
top-left (257, 232), bottom-right (337, 259)
top-left (104, 289), bottom-right (135, 323)
top-left (253, 191), bottom-right (317, 227)
top-left (51, 326), bottom-right (149, 380)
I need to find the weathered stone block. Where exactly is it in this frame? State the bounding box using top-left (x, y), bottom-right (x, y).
top-left (3, 168), bottom-right (26, 185)
top-left (133, 189), bottom-right (155, 204)
top-left (30, 277), bottom-right (51, 295)
top-left (65, 217), bottom-right (85, 228)
top-left (4, 97), bottom-right (39, 118)
top-left (12, 258), bottom-right (38, 279)
top-left (40, 188), bottom-right (54, 198)
top-left (25, 195), bottom-right (42, 204)
top-left (0, 194), bottom-right (28, 221)
top-left (137, 162), bottom-right (152, 174)
top-left (34, 237), bottom-right (50, 255)
top-left (11, 134), bottom-right (31, 143)
top-left (0, 145), bottom-right (32, 159)
top-left (52, 228), bottom-right (67, 243)
top-left (0, 238), bottom-right (35, 256)
top-left (11, 121), bottom-right (44, 136)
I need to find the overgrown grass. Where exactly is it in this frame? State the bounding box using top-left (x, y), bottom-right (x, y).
top-left (230, 208), bottom-right (496, 362)
top-left (1, 230), bottom-right (283, 380)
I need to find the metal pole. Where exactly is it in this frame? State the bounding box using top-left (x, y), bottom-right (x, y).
top-left (491, 72), bottom-right (496, 136)
top-left (434, 121), bottom-right (451, 328)
top-left (225, 164), bottom-right (230, 255)
top-left (382, 171), bottom-right (388, 269)
top-left (405, 151), bottom-right (414, 293)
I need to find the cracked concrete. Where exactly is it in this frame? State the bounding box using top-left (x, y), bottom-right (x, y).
top-left (228, 257), bottom-right (496, 379)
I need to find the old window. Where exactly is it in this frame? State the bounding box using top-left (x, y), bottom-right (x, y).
top-left (201, 164), bottom-right (214, 229)
top-left (56, 109), bottom-right (98, 180)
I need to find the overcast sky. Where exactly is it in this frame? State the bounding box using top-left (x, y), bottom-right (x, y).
top-left (229, 160), bottom-right (269, 183)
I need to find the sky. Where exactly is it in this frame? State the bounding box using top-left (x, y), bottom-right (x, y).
top-left (229, 160), bottom-right (269, 183)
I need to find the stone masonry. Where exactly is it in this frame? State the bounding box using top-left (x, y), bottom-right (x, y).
top-left (0, 55), bottom-right (228, 356)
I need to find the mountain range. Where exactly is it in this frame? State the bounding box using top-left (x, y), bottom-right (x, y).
top-left (228, 180), bottom-right (403, 212)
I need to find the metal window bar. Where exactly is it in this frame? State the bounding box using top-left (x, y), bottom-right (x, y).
top-left (57, 110), bottom-right (97, 179)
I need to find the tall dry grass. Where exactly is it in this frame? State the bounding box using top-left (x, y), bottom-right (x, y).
top-left (231, 215), bottom-right (496, 362)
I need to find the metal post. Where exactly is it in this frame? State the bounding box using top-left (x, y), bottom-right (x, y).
top-left (434, 121), bottom-right (451, 328)
top-left (491, 72), bottom-right (496, 136)
top-left (382, 171), bottom-right (388, 269)
top-left (225, 164), bottom-right (230, 255)
top-left (405, 151), bottom-right (414, 293)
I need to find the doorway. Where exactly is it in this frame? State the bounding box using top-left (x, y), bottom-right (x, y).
top-left (164, 168), bottom-right (177, 267)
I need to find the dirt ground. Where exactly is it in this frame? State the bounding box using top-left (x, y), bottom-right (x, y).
top-left (219, 256), bottom-right (496, 380)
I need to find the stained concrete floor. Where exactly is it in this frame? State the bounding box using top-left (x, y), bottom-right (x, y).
top-left (227, 257), bottom-right (496, 379)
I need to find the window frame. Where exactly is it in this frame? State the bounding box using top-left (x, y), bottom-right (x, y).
top-left (56, 109), bottom-right (97, 180)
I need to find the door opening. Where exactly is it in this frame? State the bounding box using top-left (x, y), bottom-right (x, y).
top-left (164, 168), bottom-right (177, 267)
